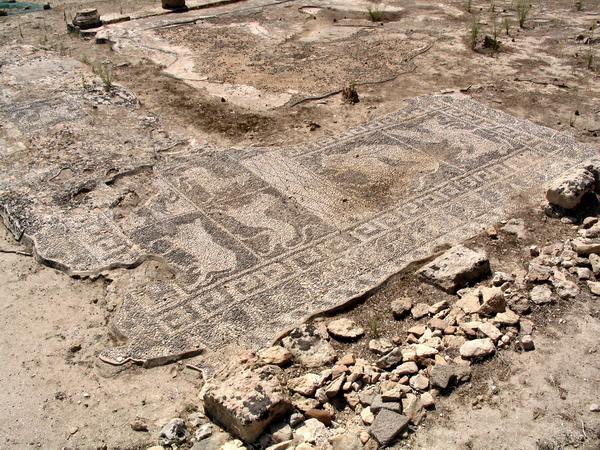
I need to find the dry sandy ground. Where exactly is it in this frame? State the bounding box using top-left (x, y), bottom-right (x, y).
top-left (0, 225), bottom-right (203, 449)
top-left (1, 0), bottom-right (600, 448)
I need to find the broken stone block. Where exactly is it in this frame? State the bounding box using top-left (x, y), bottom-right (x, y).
top-left (282, 324), bottom-right (336, 368)
top-left (478, 322), bottom-right (502, 341)
top-left (376, 347), bottom-right (403, 370)
top-left (588, 281), bottom-right (600, 296)
top-left (459, 338), bottom-right (496, 359)
top-left (520, 335), bottom-right (535, 351)
top-left (529, 285), bottom-right (554, 305)
top-left (257, 346), bottom-right (292, 366)
top-left (429, 364), bottom-right (472, 391)
top-left (288, 373), bottom-right (322, 397)
top-left (546, 166), bottom-right (597, 210)
top-left (204, 366), bottom-right (290, 443)
top-left (368, 338), bottom-right (394, 355)
top-left (417, 245), bottom-right (491, 293)
top-left (391, 297), bottom-right (412, 319)
top-left (370, 394), bottom-right (403, 414)
top-left (158, 418), bottom-right (188, 446)
top-left (477, 286), bottom-right (506, 315)
top-left (368, 409), bottom-right (410, 447)
top-left (572, 238), bottom-right (600, 256)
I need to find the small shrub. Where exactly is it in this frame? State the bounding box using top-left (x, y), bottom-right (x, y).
top-left (585, 48), bottom-right (595, 70)
top-left (369, 318), bottom-right (381, 338)
top-left (95, 62), bottom-right (114, 92)
top-left (516, 0), bottom-right (530, 28)
top-left (367, 6), bottom-right (385, 22)
top-left (575, 0), bottom-right (584, 11)
top-left (502, 17), bottom-right (512, 35)
top-left (464, 0), bottom-right (473, 13)
top-left (490, 0), bottom-right (496, 12)
top-left (469, 20), bottom-right (481, 50)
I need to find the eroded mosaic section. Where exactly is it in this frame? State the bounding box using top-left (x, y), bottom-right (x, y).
top-left (0, 49), bottom-right (597, 364)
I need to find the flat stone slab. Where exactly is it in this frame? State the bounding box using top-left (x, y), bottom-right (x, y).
top-left (0, 47), bottom-right (597, 366)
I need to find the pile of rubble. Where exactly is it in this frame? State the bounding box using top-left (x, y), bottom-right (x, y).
top-left (148, 163), bottom-right (600, 449)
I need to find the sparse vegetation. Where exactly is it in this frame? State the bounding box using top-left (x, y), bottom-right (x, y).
top-left (502, 17), bottom-right (512, 35)
top-left (367, 5), bottom-right (385, 22)
top-left (516, 0), bottom-right (530, 28)
top-left (585, 48), bottom-right (595, 70)
top-left (575, 0), bottom-right (584, 11)
top-left (95, 62), bottom-right (114, 92)
top-left (470, 20), bottom-right (481, 50)
top-left (464, 0), bottom-right (473, 13)
top-left (368, 318), bottom-right (381, 338)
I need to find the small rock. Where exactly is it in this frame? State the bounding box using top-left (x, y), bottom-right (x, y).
top-left (420, 392), bottom-right (435, 409)
top-left (305, 408), bottom-right (334, 426)
top-left (376, 348), bottom-right (403, 370)
top-left (492, 309), bottom-right (520, 326)
top-left (590, 403), bottom-right (600, 412)
top-left (520, 335), bottom-right (535, 351)
top-left (222, 439), bottom-right (247, 449)
top-left (455, 288), bottom-right (481, 314)
top-left (429, 318), bottom-right (448, 331)
top-left (417, 245), bottom-right (491, 293)
top-left (411, 303), bottom-right (430, 319)
top-left (546, 165), bottom-right (597, 209)
top-left (369, 409), bottom-right (410, 447)
top-left (414, 344), bottom-right (438, 358)
top-left (519, 318), bottom-right (535, 335)
top-left (130, 417), bottom-right (148, 432)
top-left (338, 354), bottom-right (356, 366)
top-left (391, 297), bottom-right (412, 319)
top-left (330, 433), bottom-right (363, 450)
top-left (572, 238), bottom-right (600, 256)
top-left (459, 338), bottom-right (496, 359)
top-left (327, 318), bottom-right (364, 341)
top-left (492, 272), bottom-right (514, 286)
top-left (477, 287), bottom-right (506, 315)
top-left (478, 322), bottom-right (502, 341)
top-left (258, 346), bottom-right (292, 366)
top-left (583, 217), bottom-right (598, 228)
top-left (393, 361), bottom-right (419, 376)
top-left (590, 253), bottom-right (600, 274)
top-left (368, 338), bottom-right (394, 355)
top-left (289, 412), bottom-right (305, 427)
top-left (588, 281), bottom-right (600, 296)
top-left (288, 374), bottom-right (322, 397)
top-left (409, 373), bottom-right (429, 391)
top-left (360, 407), bottom-right (375, 425)
top-left (325, 375), bottom-right (345, 398)
top-left (576, 267), bottom-right (593, 280)
top-left (529, 285), bottom-right (554, 305)
top-left (371, 394), bottom-right (403, 414)
top-left (282, 324), bottom-right (337, 368)
top-left (294, 418), bottom-right (327, 444)
top-left (194, 423), bottom-right (213, 441)
top-left (429, 364), bottom-right (470, 390)
top-left (407, 324), bottom-right (426, 336)
top-left (552, 278), bottom-right (580, 299)
top-left (530, 245), bottom-right (540, 257)
top-left (429, 300), bottom-right (449, 314)
top-left (158, 418), bottom-right (188, 446)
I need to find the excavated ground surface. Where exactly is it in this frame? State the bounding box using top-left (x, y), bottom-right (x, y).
top-left (0, 0), bottom-right (600, 448)
top-left (1, 43), bottom-right (596, 364)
